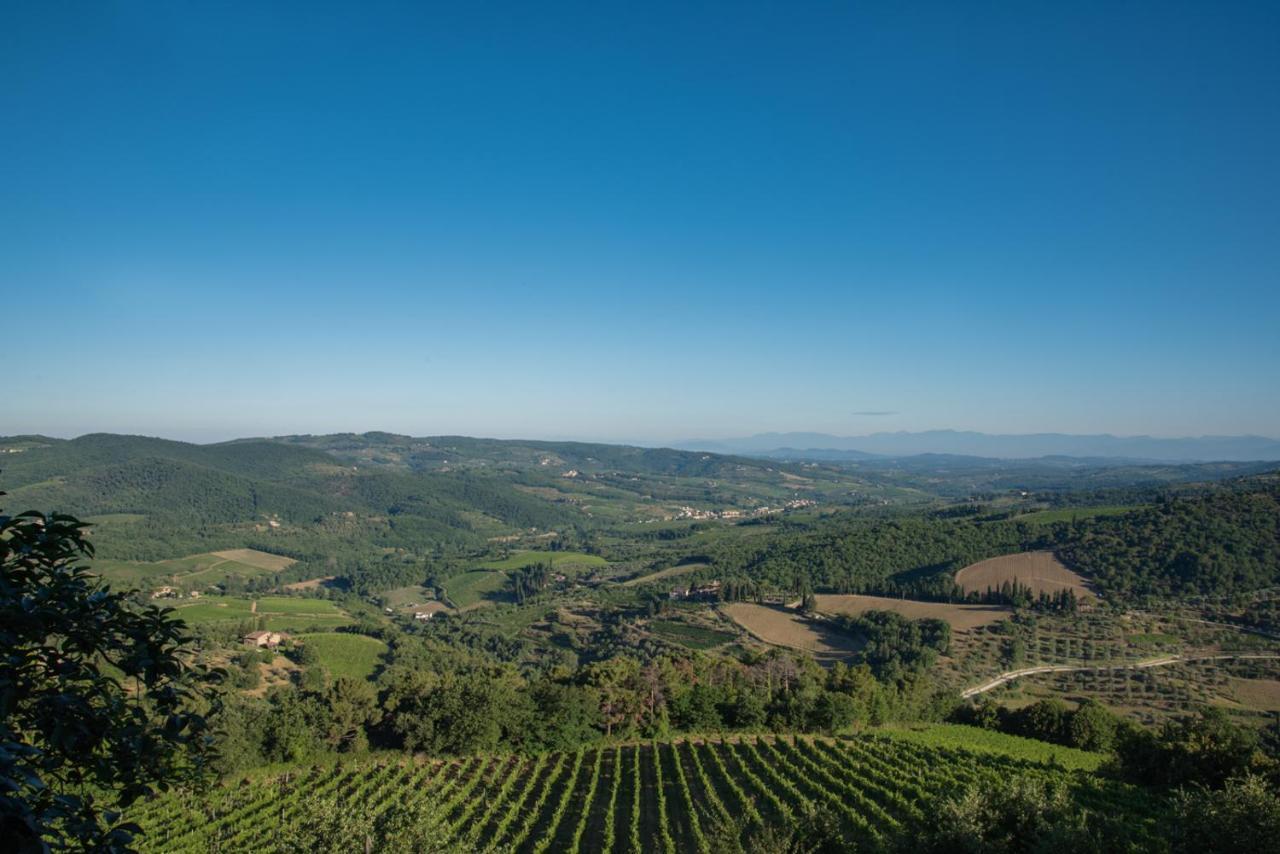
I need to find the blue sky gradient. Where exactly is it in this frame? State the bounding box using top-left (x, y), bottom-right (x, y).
top-left (3, 2), bottom-right (1278, 442)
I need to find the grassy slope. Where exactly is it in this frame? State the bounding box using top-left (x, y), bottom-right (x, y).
top-left (296, 633), bottom-right (388, 680)
top-left (91, 550), bottom-right (284, 588)
top-left (880, 722), bottom-right (1105, 771)
top-left (476, 550), bottom-right (608, 570)
top-left (1015, 505), bottom-right (1143, 524)
top-left (169, 596), bottom-right (353, 630)
top-left (443, 570), bottom-right (510, 608)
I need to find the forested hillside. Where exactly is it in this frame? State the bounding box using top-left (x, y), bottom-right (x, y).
top-left (1056, 480), bottom-right (1280, 599)
top-left (0, 433), bottom-right (874, 591)
top-left (701, 476), bottom-right (1280, 604)
top-left (1, 434), bottom-right (573, 530)
top-left (0, 435), bottom-right (586, 576)
top-left (275, 432), bottom-right (844, 480)
top-left (706, 515), bottom-right (1036, 598)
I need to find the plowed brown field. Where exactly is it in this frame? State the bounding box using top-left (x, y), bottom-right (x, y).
top-left (955, 551), bottom-right (1095, 599)
top-left (812, 594), bottom-right (1010, 631)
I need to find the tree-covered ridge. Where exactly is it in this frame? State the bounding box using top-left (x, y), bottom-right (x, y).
top-left (701, 477), bottom-right (1280, 604)
top-left (705, 515), bottom-right (1037, 598)
top-left (1056, 481), bottom-right (1280, 599)
top-left (275, 431), bottom-right (844, 479)
top-left (0, 435), bottom-right (585, 568)
top-left (1, 434), bottom-right (573, 530)
top-left (9, 455), bottom-right (343, 524)
top-left (0, 432), bottom-right (858, 557)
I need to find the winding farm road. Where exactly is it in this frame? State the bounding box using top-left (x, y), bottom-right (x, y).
top-left (961, 653), bottom-right (1280, 699)
top-left (1129, 611), bottom-right (1280, 641)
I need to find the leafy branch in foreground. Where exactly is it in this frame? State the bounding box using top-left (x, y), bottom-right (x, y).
top-left (1, 497), bottom-right (217, 852)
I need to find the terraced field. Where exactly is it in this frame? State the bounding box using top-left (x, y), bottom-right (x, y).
top-left (130, 733), bottom-right (1160, 852)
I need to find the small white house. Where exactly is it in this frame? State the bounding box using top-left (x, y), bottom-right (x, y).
top-left (243, 630), bottom-right (287, 648)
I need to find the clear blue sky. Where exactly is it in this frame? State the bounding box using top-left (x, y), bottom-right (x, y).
top-left (3, 2), bottom-right (1277, 443)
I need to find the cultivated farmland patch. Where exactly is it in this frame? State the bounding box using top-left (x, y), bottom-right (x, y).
top-left (621, 563), bottom-right (707, 587)
top-left (721, 603), bottom-right (863, 662)
top-left (955, 551), bottom-right (1096, 599)
top-left (1229, 677), bottom-right (1280, 711)
top-left (91, 549), bottom-right (290, 589)
top-left (477, 550), bottom-right (607, 571)
top-left (129, 734), bottom-right (1164, 853)
top-left (296, 633), bottom-right (388, 680)
top-left (813, 594), bottom-right (1011, 632)
top-left (209, 548), bottom-right (296, 572)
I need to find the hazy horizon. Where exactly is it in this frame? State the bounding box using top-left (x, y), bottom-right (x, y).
top-left (5, 425), bottom-right (1279, 450)
top-left (4, 3), bottom-right (1278, 441)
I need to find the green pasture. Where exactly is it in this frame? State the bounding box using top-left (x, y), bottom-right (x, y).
top-left (169, 595), bottom-right (352, 630)
top-left (263, 613), bottom-right (353, 631)
top-left (647, 619), bottom-right (737, 650)
top-left (169, 597), bottom-right (256, 623)
top-left (443, 570), bottom-right (510, 609)
top-left (881, 723), bottom-right (1105, 771)
top-left (1015, 505), bottom-right (1142, 525)
top-left (255, 596), bottom-right (344, 614)
top-left (296, 633), bottom-right (388, 680)
top-left (380, 585), bottom-right (438, 610)
top-left (475, 550), bottom-right (607, 571)
top-left (91, 550), bottom-right (281, 589)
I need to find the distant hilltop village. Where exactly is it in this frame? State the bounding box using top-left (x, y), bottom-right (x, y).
top-left (673, 498), bottom-right (816, 521)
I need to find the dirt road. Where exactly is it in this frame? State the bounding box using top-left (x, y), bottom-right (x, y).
top-left (961, 653), bottom-right (1280, 698)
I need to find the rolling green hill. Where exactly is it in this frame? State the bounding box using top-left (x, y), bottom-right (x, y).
top-left (701, 475), bottom-right (1280, 604)
top-left (0, 433), bottom-right (881, 592)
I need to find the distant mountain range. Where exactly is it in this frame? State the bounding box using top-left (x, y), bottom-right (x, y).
top-left (676, 430), bottom-right (1280, 462)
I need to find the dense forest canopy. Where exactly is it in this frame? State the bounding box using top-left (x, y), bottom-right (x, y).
top-left (1056, 482), bottom-right (1280, 599)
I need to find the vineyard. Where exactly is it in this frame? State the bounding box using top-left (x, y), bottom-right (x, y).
top-left (130, 733), bottom-right (1161, 852)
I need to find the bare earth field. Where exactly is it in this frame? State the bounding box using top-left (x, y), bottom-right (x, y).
top-left (1229, 677), bottom-right (1280, 711)
top-left (813, 594), bottom-right (1011, 631)
top-left (283, 575), bottom-right (337, 591)
top-left (955, 551), bottom-right (1096, 599)
top-left (721, 602), bottom-right (863, 661)
top-left (209, 548), bottom-right (296, 572)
